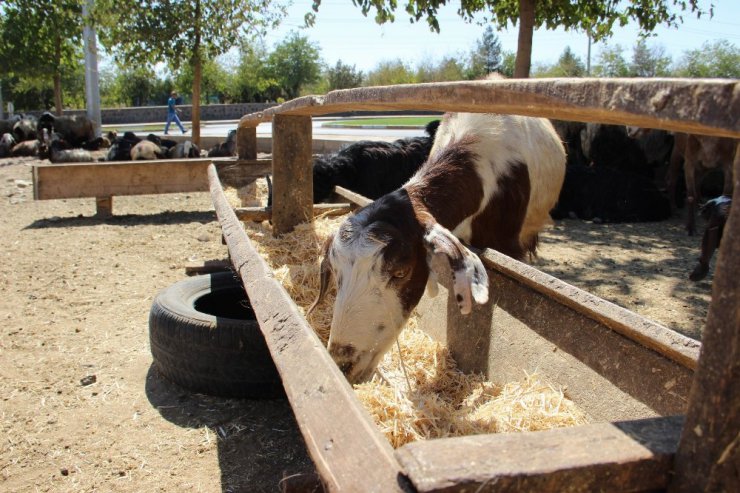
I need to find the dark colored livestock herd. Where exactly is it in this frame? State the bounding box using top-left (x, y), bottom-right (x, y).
top-left (0, 112), bottom-right (236, 163)
top-left (1, 112), bottom-right (733, 281)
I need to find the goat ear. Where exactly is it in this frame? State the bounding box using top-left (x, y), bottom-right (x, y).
top-left (306, 233), bottom-right (335, 317)
top-left (423, 223), bottom-right (489, 315)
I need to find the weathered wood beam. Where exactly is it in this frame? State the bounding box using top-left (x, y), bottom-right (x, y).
top-left (669, 144), bottom-right (740, 493)
top-left (207, 164), bottom-right (407, 493)
top-left (239, 78), bottom-right (739, 138)
top-left (236, 126), bottom-right (257, 160)
top-left (234, 203), bottom-right (353, 222)
top-left (95, 196), bottom-right (112, 217)
top-left (333, 186), bottom-right (373, 208)
top-left (396, 416), bottom-right (684, 493)
top-left (33, 158), bottom-right (271, 200)
top-left (271, 114), bottom-right (313, 236)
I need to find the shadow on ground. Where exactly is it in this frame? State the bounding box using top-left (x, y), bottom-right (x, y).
top-left (25, 210), bottom-right (216, 229)
top-left (145, 365), bottom-right (319, 493)
top-left (537, 216), bottom-right (713, 339)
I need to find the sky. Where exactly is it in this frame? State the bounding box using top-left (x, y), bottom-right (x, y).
top-left (255, 0), bottom-right (740, 73)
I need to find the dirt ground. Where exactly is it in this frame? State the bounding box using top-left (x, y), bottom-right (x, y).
top-left (0, 157), bottom-right (715, 492)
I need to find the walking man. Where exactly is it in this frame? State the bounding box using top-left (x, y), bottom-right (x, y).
top-left (164, 91), bottom-right (187, 135)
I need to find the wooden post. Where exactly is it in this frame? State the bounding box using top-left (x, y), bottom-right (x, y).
top-left (271, 114), bottom-right (313, 236)
top-left (668, 147), bottom-right (740, 493)
top-left (236, 125), bottom-right (257, 160)
top-left (95, 196), bottom-right (112, 217)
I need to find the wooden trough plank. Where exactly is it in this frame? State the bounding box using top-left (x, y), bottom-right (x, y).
top-left (395, 415), bottom-right (684, 493)
top-left (239, 78), bottom-right (739, 138)
top-left (33, 158), bottom-right (271, 200)
top-left (479, 248), bottom-right (700, 371)
top-left (207, 164), bottom-right (407, 493)
top-left (333, 186), bottom-right (373, 207)
top-left (234, 203), bottom-right (353, 222)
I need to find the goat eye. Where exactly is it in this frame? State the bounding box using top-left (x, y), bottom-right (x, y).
top-left (393, 268), bottom-right (408, 279)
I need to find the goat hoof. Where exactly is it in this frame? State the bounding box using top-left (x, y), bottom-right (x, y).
top-left (689, 265), bottom-right (708, 282)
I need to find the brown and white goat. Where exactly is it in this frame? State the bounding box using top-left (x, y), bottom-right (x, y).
top-left (309, 112), bottom-right (566, 383)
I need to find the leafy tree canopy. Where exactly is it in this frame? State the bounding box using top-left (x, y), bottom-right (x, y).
top-left (327, 60), bottom-right (364, 91)
top-left (0, 0), bottom-right (84, 112)
top-left (533, 46), bottom-right (585, 77)
top-left (308, 0), bottom-right (708, 77)
top-left (94, 0), bottom-right (286, 68)
top-left (467, 25), bottom-right (502, 79)
top-left (674, 39), bottom-right (740, 79)
top-left (365, 59), bottom-right (416, 86)
top-left (265, 31), bottom-right (322, 100)
top-left (630, 39), bottom-right (672, 77)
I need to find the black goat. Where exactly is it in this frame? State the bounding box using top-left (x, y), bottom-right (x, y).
top-left (0, 133), bottom-right (16, 158)
top-left (37, 112), bottom-right (95, 148)
top-left (581, 123), bottom-right (653, 178)
top-left (207, 129), bottom-right (237, 157)
top-left (106, 131), bottom-right (141, 161)
top-left (689, 195), bottom-right (732, 281)
top-left (312, 119), bottom-right (440, 203)
top-left (12, 115), bottom-right (37, 142)
top-left (551, 163), bottom-right (671, 224)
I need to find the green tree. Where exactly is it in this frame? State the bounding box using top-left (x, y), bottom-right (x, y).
top-left (417, 56), bottom-right (465, 82)
top-left (174, 57), bottom-right (230, 104)
top-left (467, 25), bottom-right (502, 79)
top-left (116, 65), bottom-right (159, 107)
top-left (229, 41), bottom-right (281, 102)
top-left (365, 59), bottom-right (416, 86)
top-left (592, 44), bottom-right (630, 77)
top-left (309, 0), bottom-right (707, 78)
top-left (534, 46), bottom-right (585, 78)
top-left (326, 60), bottom-right (364, 90)
top-left (674, 40), bottom-right (740, 79)
top-left (265, 32), bottom-right (322, 100)
top-left (500, 51), bottom-right (516, 77)
top-left (0, 0), bottom-right (83, 114)
top-left (95, 0), bottom-right (286, 145)
top-left (630, 39), bottom-right (672, 77)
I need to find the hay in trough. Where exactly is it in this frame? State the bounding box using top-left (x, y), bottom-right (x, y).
top-left (238, 207), bottom-right (589, 448)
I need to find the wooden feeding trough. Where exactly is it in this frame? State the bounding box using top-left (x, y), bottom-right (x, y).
top-left (211, 78), bottom-right (739, 492)
top-left (31, 157), bottom-right (273, 217)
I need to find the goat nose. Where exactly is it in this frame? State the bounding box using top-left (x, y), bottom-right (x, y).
top-left (328, 343), bottom-right (357, 360)
top-left (337, 361), bottom-right (354, 375)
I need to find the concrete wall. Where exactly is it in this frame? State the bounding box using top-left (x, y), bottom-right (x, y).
top-left (19, 106), bottom-right (440, 125)
top-left (22, 103), bottom-right (277, 125)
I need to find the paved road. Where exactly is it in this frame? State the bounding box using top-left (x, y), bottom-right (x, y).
top-left (196, 118), bottom-right (428, 141)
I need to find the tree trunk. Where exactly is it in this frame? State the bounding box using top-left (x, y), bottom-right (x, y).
top-left (192, 55), bottom-right (201, 147)
top-left (53, 37), bottom-right (63, 115)
top-left (53, 72), bottom-right (63, 116)
top-left (514, 0), bottom-right (536, 78)
top-left (192, 0), bottom-right (201, 147)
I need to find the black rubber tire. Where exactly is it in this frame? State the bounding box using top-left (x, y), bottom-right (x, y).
top-left (149, 272), bottom-right (283, 398)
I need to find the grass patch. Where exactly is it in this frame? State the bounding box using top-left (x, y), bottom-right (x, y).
top-left (102, 124), bottom-right (166, 133)
top-left (323, 116), bottom-right (440, 128)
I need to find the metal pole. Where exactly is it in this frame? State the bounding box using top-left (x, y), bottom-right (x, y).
top-left (586, 32), bottom-right (592, 76)
top-left (83, 0), bottom-right (102, 137)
